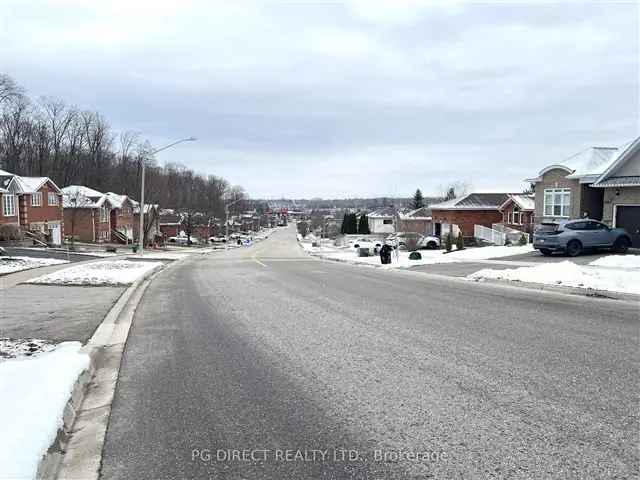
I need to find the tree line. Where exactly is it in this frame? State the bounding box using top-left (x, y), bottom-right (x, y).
top-left (0, 73), bottom-right (246, 221)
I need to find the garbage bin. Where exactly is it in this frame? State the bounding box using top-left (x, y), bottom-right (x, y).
top-left (131, 245), bottom-right (137, 253)
top-left (358, 247), bottom-right (371, 257)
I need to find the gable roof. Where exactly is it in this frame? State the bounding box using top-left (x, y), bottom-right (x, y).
top-left (369, 206), bottom-right (396, 218)
top-left (399, 207), bottom-right (432, 220)
top-left (104, 192), bottom-right (133, 209)
top-left (500, 194), bottom-right (535, 211)
top-left (430, 193), bottom-right (510, 210)
top-left (528, 145), bottom-right (626, 183)
top-left (592, 136), bottom-right (640, 188)
top-left (12, 176), bottom-right (61, 194)
top-left (61, 185), bottom-right (109, 209)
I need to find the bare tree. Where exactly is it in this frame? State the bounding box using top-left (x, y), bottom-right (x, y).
top-left (0, 74), bottom-right (22, 105)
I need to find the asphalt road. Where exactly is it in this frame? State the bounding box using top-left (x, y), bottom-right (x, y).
top-left (100, 226), bottom-right (639, 479)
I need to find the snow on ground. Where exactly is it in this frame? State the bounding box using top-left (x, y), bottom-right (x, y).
top-left (468, 260), bottom-right (640, 295)
top-left (299, 239), bottom-right (534, 268)
top-left (0, 341), bottom-right (90, 479)
top-left (0, 338), bottom-right (54, 360)
top-left (0, 256), bottom-right (69, 275)
top-left (26, 259), bottom-right (163, 286)
top-left (589, 255), bottom-right (640, 269)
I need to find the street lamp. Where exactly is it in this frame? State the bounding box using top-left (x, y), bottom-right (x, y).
top-left (224, 197), bottom-right (244, 251)
top-left (138, 137), bottom-right (197, 256)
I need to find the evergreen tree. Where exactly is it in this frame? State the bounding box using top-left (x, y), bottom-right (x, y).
top-left (412, 189), bottom-right (424, 209)
top-left (456, 231), bottom-right (464, 251)
top-left (347, 213), bottom-right (358, 234)
top-left (445, 233), bottom-right (453, 252)
top-left (358, 214), bottom-right (370, 234)
top-left (340, 213), bottom-right (348, 234)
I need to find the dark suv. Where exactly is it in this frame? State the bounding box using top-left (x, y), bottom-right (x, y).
top-left (533, 219), bottom-right (632, 257)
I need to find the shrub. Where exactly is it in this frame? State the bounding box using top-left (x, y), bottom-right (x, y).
top-left (409, 251), bottom-right (422, 260)
top-left (445, 233), bottom-right (453, 252)
top-left (456, 231), bottom-right (464, 251)
top-left (519, 234), bottom-right (527, 245)
top-left (0, 224), bottom-right (22, 241)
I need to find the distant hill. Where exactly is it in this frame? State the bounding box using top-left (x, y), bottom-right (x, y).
top-left (256, 197), bottom-right (442, 210)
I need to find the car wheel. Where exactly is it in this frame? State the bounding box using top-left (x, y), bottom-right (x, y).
top-left (613, 236), bottom-right (631, 254)
top-left (539, 248), bottom-right (552, 256)
top-left (427, 241), bottom-right (437, 249)
top-left (566, 240), bottom-right (582, 257)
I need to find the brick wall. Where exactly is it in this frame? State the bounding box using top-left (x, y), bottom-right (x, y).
top-left (431, 209), bottom-right (503, 238)
top-left (64, 209), bottom-right (95, 242)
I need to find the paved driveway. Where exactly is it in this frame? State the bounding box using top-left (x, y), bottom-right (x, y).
top-left (499, 249), bottom-right (617, 265)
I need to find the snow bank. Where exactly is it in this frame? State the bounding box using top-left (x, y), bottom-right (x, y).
top-left (468, 261), bottom-right (640, 295)
top-left (589, 255), bottom-right (640, 269)
top-left (301, 242), bottom-right (534, 268)
top-left (0, 338), bottom-right (54, 361)
top-left (26, 259), bottom-right (163, 286)
top-left (0, 256), bottom-right (69, 275)
top-left (0, 342), bottom-right (90, 479)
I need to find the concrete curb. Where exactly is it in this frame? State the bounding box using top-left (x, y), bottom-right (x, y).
top-left (34, 258), bottom-right (181, 480)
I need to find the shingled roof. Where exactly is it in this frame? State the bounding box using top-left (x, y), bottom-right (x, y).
top-left (430, 193), bottom-right (510, 210)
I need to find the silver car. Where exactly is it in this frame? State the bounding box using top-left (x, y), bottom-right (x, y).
top-left (533, 219), bottom-right (632, 257)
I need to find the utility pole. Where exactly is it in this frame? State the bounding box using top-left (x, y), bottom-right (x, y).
top-left (225, 197), bottom-right (243, 251)
top-left (138, 137), bottom-right (196, 257)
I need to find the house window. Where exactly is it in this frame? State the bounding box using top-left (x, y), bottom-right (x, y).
top-left (100, 206), bottom-right (109, 223)
top-left (543, 188), bottom-right (571, 217)
top-left (48, 192), bottom-right (59, 206)
top-left (383, 219), bottom-right (393, 224)
top-left (511, 207), bottom-right (521, 225)
top-left (31, 192), bottom-right (42, 206)
top-left (2, 194), bottom-right (16, 216)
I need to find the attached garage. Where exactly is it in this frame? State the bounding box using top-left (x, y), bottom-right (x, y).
top-left (614, 205), bottom-right (640, 247)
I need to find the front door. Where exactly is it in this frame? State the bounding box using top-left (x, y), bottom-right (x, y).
top-left (616, 206), bottom-right (640, 247)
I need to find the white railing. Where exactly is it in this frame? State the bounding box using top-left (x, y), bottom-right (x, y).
top-left (492, 223), bottom-right (530, 244)
top-left (474, 225), bottom-right (506, 246)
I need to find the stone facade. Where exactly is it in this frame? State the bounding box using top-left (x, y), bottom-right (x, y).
top-left (533, 168), bottom-right (581, 221)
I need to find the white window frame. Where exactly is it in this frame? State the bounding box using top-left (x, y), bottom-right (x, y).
top-left (31, 192), bottom-right (42, 207)
top-left (48, 192), bottom-right (59, 206)
top-left (543, 188), bottom-right (571, 217)
top-left (2, 194), bottom-right (17, 217)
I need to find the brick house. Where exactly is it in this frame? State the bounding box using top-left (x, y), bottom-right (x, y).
top-left (159, 210), bottom-right (182, 238)
top-left (498, 194), bottom-right (535, 234)
top-left (430, 193), bottom-right (510, 239)
top-left (105, 192), bottom-right (135, 243)
top-left (0, 169), bottom-right (64, 244)
top-left (62, 185), bottom-right (113, 243)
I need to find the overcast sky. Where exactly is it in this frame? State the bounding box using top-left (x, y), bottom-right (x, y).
top-left (2, 0), bottom-right (638, 198)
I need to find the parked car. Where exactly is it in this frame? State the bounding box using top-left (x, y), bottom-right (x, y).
top-left (168, 235), bottom-right (199, 245)
top-left (417, 235), bottom-right (440, 250)
top-left (533, 219), bottom-right (631, 257)
top-left (209, 236), bottom-right (227, 243)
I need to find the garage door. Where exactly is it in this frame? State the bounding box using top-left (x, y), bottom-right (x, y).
top-left (615, 206), bottom-right (640, 247)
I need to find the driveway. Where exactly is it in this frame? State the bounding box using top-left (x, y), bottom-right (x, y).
top-left (498, 249), bottom-right (621, 265)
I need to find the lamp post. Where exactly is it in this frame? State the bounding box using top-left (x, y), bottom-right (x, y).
top-left (224, 197), bottom-right (243, 251)
top-left (138, 137), bottom-right (196, 256)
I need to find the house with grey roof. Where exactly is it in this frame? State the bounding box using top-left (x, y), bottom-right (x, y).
top-left (367, 207), bottom-right (396, 234)
top-left (591, 136), bottom-right (640, 246)
top-left (526, 137), bottom-right (639, 246)
top-left (430, 193), bottom-right (510, 239)
top-left (499, 194), bottom-right (535, 234)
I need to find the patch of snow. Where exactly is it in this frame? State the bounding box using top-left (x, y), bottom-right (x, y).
top-left (301, 242), bottom-right (534, 268)
top-left (589, 255), bottom-right (640, 269)
top-left (468, 260), bottom-right (640, 295)
top-left (26, 259), bottom-right (163, 286)
top-left (0, 338), bottom-right (54, 361)
top-left (0, 342), bottom-right (90, 479)
top-left (0, 256), bottom-right (69, 275)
